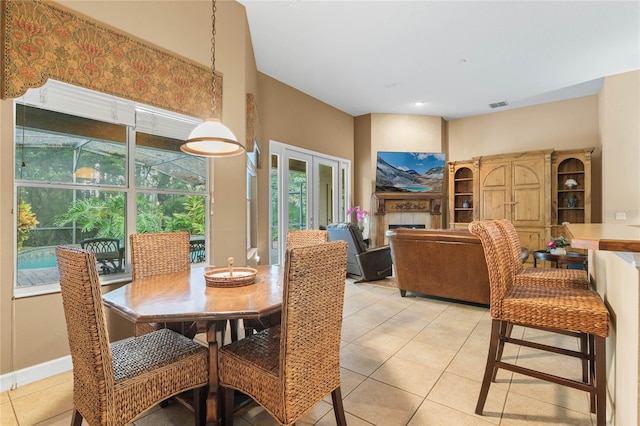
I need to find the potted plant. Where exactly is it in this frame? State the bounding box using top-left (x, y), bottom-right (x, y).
top-left (546, 236), bottom-right (570, 255)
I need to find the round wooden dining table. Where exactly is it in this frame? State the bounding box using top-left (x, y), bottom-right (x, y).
top-left (102, 265), bottom-right (283, 425)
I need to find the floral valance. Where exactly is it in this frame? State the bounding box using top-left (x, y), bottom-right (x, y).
top-left (1, 0), bottom-right (220, 119)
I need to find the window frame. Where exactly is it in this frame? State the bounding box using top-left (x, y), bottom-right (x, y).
top-left (13, 81), bottom-right (207, 297)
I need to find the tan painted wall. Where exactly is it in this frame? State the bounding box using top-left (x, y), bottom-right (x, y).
top-left (255, 73), bottom-right (354, 264)
top-left (598, 70), bottom-right (640, 225)
top-left (448, 95), bottom-right (600, 160)
top-left (0, 0), bottom-right (253, 373)
top-left (354, 113), bottom-right (445, 214)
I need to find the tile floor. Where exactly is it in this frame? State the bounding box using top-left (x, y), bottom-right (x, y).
top-left (0, 278), bottom-right (596, 425)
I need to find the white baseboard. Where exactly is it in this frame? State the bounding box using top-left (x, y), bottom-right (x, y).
top-left (0, 356), bottom-right (72, 392)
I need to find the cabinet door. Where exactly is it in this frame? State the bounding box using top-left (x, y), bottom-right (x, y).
top-left (517, 227), bottom-right (546, 265)
top-left (511, 158), bottom-right (546, 227)
top-left (479, 162), bottom-right (510, 220)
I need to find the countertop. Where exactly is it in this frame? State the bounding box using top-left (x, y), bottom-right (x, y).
top-left (566, 223), bottom-right (640, 253)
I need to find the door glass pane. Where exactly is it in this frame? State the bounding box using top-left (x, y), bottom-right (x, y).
top-left (271, 154), bottom-right (280, 263)
top-left (317, 163), bottom-right (334, 229)
top-left (288, 158), bottom-right (308, 230)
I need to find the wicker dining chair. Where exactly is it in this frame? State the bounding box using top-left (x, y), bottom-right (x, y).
top-left (218, 240), bottom-right (348, 426)
top-left (241, 229), bottom-right (330, 338)
top-left (285, 229), bottom-right (329, 250)
top-left (496, 219), bottom-right (589, 289)
top-left (55, 246), bottom-right (208, 426)
top-left (468, 220), bottom-right (609, 426)
top-left (130, 231), bottom-right (193, 337)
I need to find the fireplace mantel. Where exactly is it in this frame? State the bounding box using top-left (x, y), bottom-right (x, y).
top-left (371, 193), bottom-right (444, 247)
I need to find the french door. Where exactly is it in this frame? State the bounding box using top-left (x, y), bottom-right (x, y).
top-left (270, 142), bottom-right (350, 264)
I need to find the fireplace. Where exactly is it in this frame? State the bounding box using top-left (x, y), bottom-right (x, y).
top-left (371, 193), bottom-right (444, 247)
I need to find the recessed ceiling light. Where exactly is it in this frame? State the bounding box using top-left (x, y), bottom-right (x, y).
top-left (413, 101), bottom-right (426, 107)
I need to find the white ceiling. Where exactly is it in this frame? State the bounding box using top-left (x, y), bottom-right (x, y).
top-left (238, 0), bottom-right (640, 119)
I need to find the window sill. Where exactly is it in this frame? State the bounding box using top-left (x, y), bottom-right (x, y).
top-left (14, 273), bottom-right (133, 299)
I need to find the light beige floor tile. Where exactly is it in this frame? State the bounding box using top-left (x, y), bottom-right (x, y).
top-left (8, 370), bottom-right (72, 400)
top-left (1, 402), bottom-right (18, 426)
top-left (499, 391), bottom-right (592, 425)
top-left (385, 310), bottom-right (437, 331)
top-left (133, 401), bottom-right (195, 425)
top-left (427, 372), bottom-right (506, 424)
top-left (11, 380), bottom-right (74, 426)
top-left (315, 410), bottom-right (374, 426)
top-left (0, 392), bottom-right (9, 404)
top-left (357, 303), bottom-right (405, 323)
top-left (515, 346), bottom-right (584, 381)
top-left (340, 343), bottom-right (392, 376)
top-left (341, 321), bottom-right (373, 343)
top-left (339, 367), bottom-right (368, 397)
top-left (395, 340), bottom-right (458, 370)
top-left (427, 316), bottom-right (481, 335)
top-left (353, 329), bottom-right (412, 355)
top-left (413, 326), bottom-right (469, 351)
top-left (31, 409), bottom-right (88, 426)
top-left (240, 404), bottom-right (280, 425)
top-left (439, 304), bottom-right (487, 322)
top-left (408, 399), bottom-right (494, 425)
top-left (508, 372), bottom-right (591, 414)
top-left (343, 378), bottom-right (423, 426)
top-left (371, 356), bottom-right (442, 397)
top-left (446, 350), bottom-right (512, 390)
top-left (297, 399), bottom-right (333, 425)
top-left (343, 309), bottom-right (388, 330)
top-left (373, 318), bottom-right (424, 340)
top-left (458, 333), bottom-right (520, 361)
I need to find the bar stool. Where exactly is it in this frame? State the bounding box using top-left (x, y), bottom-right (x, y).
top-left (469, 220), bottom-right (609, 426)
top-left (496, 219), bottom-right (590, 290)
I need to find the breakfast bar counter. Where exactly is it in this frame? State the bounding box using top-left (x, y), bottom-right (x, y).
top-left (566, 222), bottom-right (640, 426)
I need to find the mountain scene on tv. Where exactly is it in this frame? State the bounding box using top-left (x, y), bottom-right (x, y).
top-left (375, 152), bottom-right (445, 193)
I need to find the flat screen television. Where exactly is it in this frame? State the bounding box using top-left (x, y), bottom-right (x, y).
top-left (375, 151), bottom-right (445, 193)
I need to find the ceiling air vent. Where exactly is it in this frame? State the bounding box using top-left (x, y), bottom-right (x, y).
top-left (489, 100), bottom-right (509, 109)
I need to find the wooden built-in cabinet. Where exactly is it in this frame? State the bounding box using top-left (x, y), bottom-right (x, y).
top-left (552, 148), bottom-right (593, 227)
top-left (448, 161), bottom-right (478, 229)
top-left (449, 148), bottom-right (594, 261)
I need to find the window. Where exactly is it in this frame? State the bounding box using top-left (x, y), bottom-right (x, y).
top-left (15, 81), bottom-right (206, 292)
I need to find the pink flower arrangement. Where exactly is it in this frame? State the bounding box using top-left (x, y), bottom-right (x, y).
top-left (546, 236), bottom-right (569, 251)
top-left (347, 205), bottom-right (370, 222)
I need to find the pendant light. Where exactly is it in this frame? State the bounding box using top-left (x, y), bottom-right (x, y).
top-left (181, 0), bottom-right (245, 157)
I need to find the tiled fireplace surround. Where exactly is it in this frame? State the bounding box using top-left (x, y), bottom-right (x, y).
top-left (371, 193), bottom-right (444, 247)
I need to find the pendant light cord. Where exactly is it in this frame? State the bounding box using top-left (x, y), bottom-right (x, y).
top-left (210, 0), bottom-right (217, 117)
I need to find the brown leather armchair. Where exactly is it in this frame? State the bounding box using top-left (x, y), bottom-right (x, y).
top-left (326, 223), bottom-right (392, 282)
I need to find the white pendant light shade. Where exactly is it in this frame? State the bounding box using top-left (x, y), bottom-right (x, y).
top-left (181, 117), bottom-right (245, 157)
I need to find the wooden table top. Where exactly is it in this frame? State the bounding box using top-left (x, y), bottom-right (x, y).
top-left (566, 223), bottom-right (640, 253)
top-left (102, 265), bottom-right (283, 324)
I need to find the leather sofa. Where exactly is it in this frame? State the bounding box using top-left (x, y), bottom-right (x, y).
top-left (386, 228), bottom-right (490, 304)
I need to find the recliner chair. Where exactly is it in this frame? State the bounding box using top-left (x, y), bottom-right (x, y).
top-left (326, 223), bottom-right (392, 282)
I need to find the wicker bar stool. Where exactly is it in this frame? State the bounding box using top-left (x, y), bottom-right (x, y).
top-left (468, 220), bottom-right (609, 426)
top-left (56, 246), bottom-right (208, 426)
top-left (496, 219), bottom-right (589, 289)
top-left (495, 219), bottom-right (592, 381)
top-left (130, 231), bottom-right (195, 337)
top-left (218, 241), bottom-right (348, 426)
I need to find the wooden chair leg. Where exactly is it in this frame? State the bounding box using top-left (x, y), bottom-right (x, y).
top-left (580, 332), bottom-right (588, 383)
top-left (222, 386), bottom-right (235, 426)
top-left (331, 387), bottom-right (347, 426)
top-left (492, 321), bottom-right (510, 381)
top-left (476, 319), bottom-right (501, 415)
top-left (595, 335), bottom-right (606, 426)
top-left (589, 333), bottom-right (596, 413)
top-left (194, 385), bottom-right (207, 426)
top-left (71, 409), bottom-right (83, 426)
